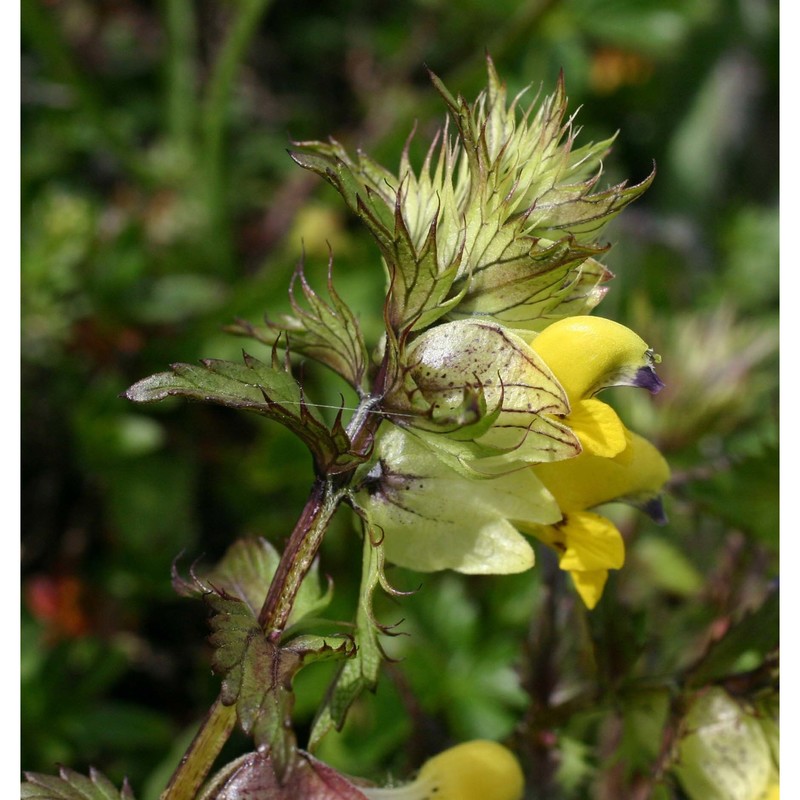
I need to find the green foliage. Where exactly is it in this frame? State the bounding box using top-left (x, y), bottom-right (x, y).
top-left (22, 0), bottom-right (778, 797)
top-left (227, 267), bottom-right (369, 392)
top-left (124, 352), bottom-right (358, 473)
top-left (309, 535), bottom-right (387, 749)
top-left (173, 539), bottom-right (353, 771)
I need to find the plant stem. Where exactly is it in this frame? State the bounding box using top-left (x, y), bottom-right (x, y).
top-left (159, 480), bottom-right (341, 800)
top-left (161, 393), bottom-right (384, 798)
top-left (259, 478), bottom-right (345, 633)
top-left (159, 699), bottom-right (238, 800)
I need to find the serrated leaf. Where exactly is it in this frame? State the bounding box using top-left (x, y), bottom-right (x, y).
top-left (309, 535), bottom-right (386, 749)
top-left (449, 237), bottom-right (612, 330)
top-left (187, 577), bottom-right (353, 770)
top-left (525, 168), bottom-right (656, 243)
top-left (21, 767), bottom-right (136, 800)
top-left (383, 197), bottom-right (463, 331)
top-left (293, 61), bottom-right (652, 335)
top-left (289, 145), bottom-right (395, 252)
top-left (292, 142), bottom-right (463, 332)
top-left (124, 351), bottom-right (357, 473)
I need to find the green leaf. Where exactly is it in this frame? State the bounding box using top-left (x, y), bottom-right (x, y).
top-left (291, 141), bottom-right (463, 332)
top-left (21, 767), bottom-right (136, 800)
top-left (449, 238), bottom-right (613, 330)
top-left (293, 63), bottom-right (653, 334)
top-left (308, 535), bottom-right (386, 749)
top-left (289, 144), bottom-right (395, 253)
top-left (685, 588), bottom-right (778, 687)
top-left (176, 571), bottom-right (354, 771)
top-left (631, 536), bottom-right (704, 597)
top-left (124, 351), bottom-right (357, 473)
top-left (383, 197), bottom-right (464, 331)
top-left (525, 169), bottom-right (656, 243)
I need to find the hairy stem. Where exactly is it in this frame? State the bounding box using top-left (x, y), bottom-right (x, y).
top-left (259, 477), bottom-right (346, 633)
top-left (160, 699), bottom-right (238, 800)
top-left (161, 393), bottom-right (384, 798)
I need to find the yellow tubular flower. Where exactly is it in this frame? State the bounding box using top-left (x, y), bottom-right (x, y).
top-left (522, 316), bottom-right (670, 609)
top-left (530, 431), bottom-right (670, 608)
top-left (530, 315), bottom-right (664, 403)
top-left (359, 740), bottom-right (524, 800)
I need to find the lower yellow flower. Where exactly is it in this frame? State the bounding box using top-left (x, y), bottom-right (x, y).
top-left (523, 316), bottom-right (670, 608)
top-left (528, 429), bottom-right (670, 608)
top-left (359, 740), bottom-right (524, 800)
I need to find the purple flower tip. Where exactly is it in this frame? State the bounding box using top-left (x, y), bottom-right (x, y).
top-left (635, 366), bottom-right (665, 395)
top-left (641, 496), bottom-right (668, 525)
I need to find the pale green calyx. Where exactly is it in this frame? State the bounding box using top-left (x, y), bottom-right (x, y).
top-left (386, 318), bottom-right (581, 467)
top-left (673, 688), bottom-right (778, 800)
top-left (355, 426), bottom-right (561, 575)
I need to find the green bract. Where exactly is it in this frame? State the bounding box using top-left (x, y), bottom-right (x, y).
top-left (291, 57), bottom-right (653, 335)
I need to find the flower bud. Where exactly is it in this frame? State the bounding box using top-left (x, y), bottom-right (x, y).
top-left (360, 740), bottom-right (524, 800)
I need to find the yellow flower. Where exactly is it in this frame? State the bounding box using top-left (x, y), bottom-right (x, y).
top-left (359, 740), bottom-right (524, 800)
top-left (523, 316), bottom-right (669, 608)
top-left (530, 429), bottom-right (669, 608)
top-left (357, 315), bottom-right (668, 604)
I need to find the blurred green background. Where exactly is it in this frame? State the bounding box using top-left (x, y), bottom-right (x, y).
top-left (21, 1), bottom-right (778, 798)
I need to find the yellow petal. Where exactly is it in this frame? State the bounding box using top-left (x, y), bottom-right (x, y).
top-left (569, 569), bottom-right (609, 610)
top-left (556, 511), bottom-right (625, 572)
top-left (529, 316), bottom-right (663, 404)
top-left (760, 782), bottom-right (779, 800)
top-left (567, 398), bottom-right (627, 458)
top-left (533, 428), bottom-right (670, 513)
top-left (416, 740), bottom-right (525, 800)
